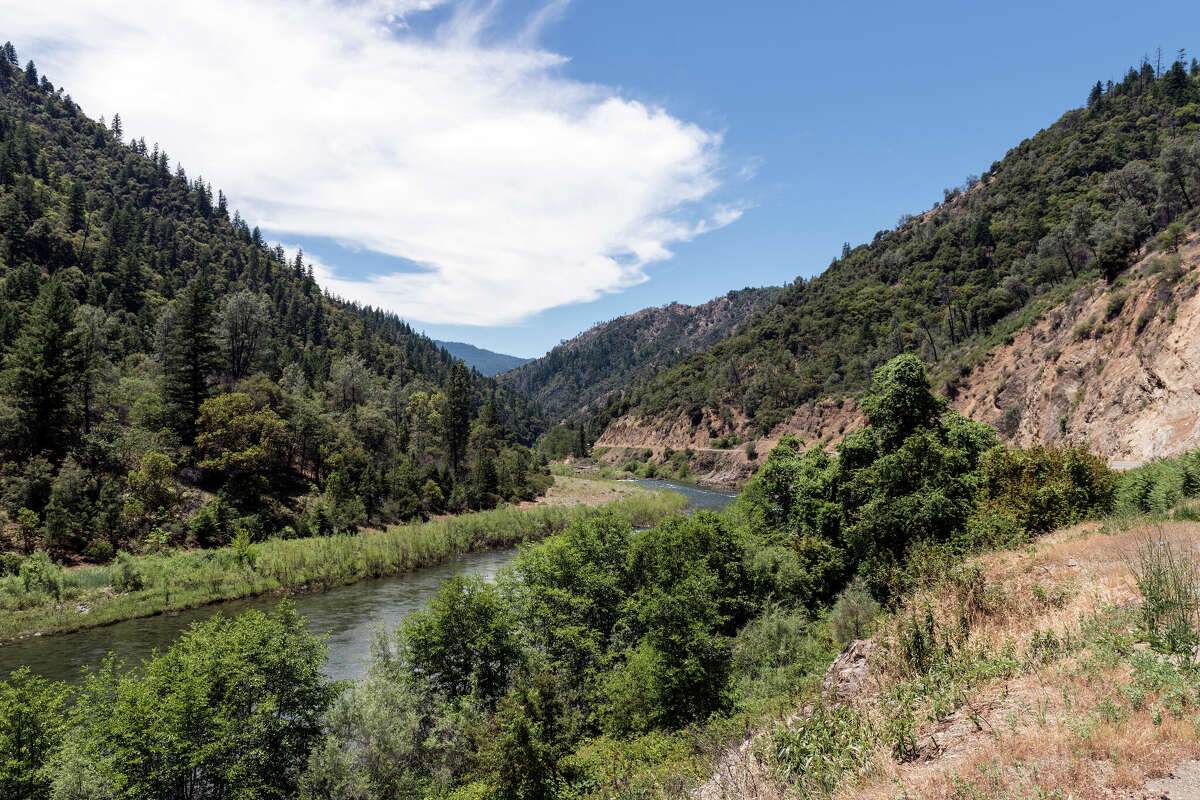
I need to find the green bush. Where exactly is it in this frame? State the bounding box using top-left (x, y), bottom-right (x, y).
top-left (969, 445), bottom-right (1116, 546)
top-left (770, 702), bottom-right (872, 797)
top-left (18, 551), bottom-right (60, 600)
top-left (1115, 451), bottom-right (1200, 517)
top-left (0, 667), bottom-right (70, 800)
top-left (829, 577), bottom-right (880, 647)
top-left (54, 602), bottom-right (337, 799)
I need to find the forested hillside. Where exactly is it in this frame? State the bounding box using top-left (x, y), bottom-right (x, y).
top-left (501, 287), bottom-right (779, 429)
top-left (607, 56), bottom-right (1200, 441)
top-left (0, 43), bottom-right (548, 563)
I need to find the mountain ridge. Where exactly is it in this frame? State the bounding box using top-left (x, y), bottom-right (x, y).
top-left (591, 56), bottom-right (1200, 472)
top-left (433, 339), bottom-right (532, 376)
top-left (500, 286), bottom-right (781, 427)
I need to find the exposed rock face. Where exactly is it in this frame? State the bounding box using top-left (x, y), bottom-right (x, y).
top-left (600, 238), bottom-right (1200, 478)
top-left (822, 638), bottom-right (877, 705)
top-left (953, 238), bottom-right (1200, 463)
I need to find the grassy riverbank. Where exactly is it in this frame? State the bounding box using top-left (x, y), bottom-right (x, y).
top-left (0, 483), bottom-right (687, 643)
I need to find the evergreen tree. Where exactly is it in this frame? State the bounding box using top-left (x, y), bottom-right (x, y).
top-left (444, 360), bottom-right (472, 473)
top-left (109, 113), bottom-right (122, 143)
top-left (67, 180), bottom-right (85, 230)
top-left (2, 277), bottom-right (78, 454)
top-left (162, 275), bottom-right (219, 442)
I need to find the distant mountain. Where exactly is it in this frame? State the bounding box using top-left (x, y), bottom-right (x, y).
top-left (499, 287), bottom-right (781, 425)
top-left (435, 340), bottom-right (532, 376)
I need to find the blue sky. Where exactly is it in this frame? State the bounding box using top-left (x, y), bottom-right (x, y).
top-left (10, 0), bottom-right (1200, 357)
top-left (290, 0), bottom-right (1200, 356)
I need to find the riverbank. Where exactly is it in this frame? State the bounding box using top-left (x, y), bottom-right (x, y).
top-left (0, 480), bottom-right (687, 644)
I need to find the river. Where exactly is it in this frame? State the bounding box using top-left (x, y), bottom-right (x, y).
top-left (0, 479), bottom-right (735, 685)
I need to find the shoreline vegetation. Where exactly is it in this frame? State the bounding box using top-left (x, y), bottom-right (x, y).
top-left (0, 478), bottom-right (687, 644)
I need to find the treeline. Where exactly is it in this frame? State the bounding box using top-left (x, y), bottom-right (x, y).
top-left (501, 287), bottom-right (779, 429)
top-left (611, 55), bottom-right (1200, 438)
top-left (0, 43), bottom-right (548, 564)
top-left (0, 353), bottom-right (1126, 800)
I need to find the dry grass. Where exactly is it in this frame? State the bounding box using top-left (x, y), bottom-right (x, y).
top-left (839, 519), bottom-right (1200, 800)
top-left (516, 475), bottom-right (642, 508)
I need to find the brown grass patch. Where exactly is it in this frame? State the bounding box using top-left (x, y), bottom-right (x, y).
top-left (840, 519), bottom-right (1200, 800)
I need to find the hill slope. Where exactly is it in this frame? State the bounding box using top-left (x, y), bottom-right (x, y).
top-left (434, 340), bottom-right (531, 376)
top-left (600, 57), bottom-right (1200, 459)
top-left (500, 287), bottom-right (780, 425)
top-left (0, 44), bottom-right (547, 561)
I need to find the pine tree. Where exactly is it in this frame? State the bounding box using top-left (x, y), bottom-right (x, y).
top-left (444, 360), bottom-right (472, 473)
top-left (110, 113), bottom-right (122, 144)
top-left (68, 180), bottom-right (86, 230)
top-left (162, 275), bottom-right (220, 442)
top-left (2, 277), bottom-right (79, 453)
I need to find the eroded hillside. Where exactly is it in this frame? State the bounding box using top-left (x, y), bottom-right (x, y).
top-left (598, 238), bottom-right (1200, 486)
top-left (955, 237), bottom-right (1200, 463)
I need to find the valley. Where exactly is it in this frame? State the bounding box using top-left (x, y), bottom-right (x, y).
top-left (3, 25), bottom-right (1200, 800)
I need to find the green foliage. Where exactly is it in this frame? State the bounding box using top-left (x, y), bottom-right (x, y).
top-left (0, 667), bottom-right (69, 800)
top-left (2, 277), bottom-right (77, 455)
top-left (1115, 450), bottom-right (1200, 516)
top-left (969, 445), bottom-right (1116, 546)
top-left (475, 669), bottom-right (583, 800)
top-left (17, 550), bottom-right (58, 599)
top-left (733, 355), bottom-right (997, 602)
top-left (52, 601), bottom-right (337, 800)
top-left (1128, 537), bottom-right (1200, 655)
top-left (398, 575), bottom-right (524, 706)
top-left (770, 702), bottom-right (873, 798)
top-left (0, 48), bottom-right (550, 564)
top-left (300, 641), bottom-right (479, 799)
top-left (623, 61), bottom-right (1200, 436)
top-left (829, 577), bottom-right (881, 647)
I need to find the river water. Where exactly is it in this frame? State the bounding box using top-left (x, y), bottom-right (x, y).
top-left (0, 479), bottom-right (735, 685)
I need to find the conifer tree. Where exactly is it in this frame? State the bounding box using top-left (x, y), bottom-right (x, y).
top-left (67, 180), bottom-right (86, 230)
top-left (444, 360), bottom-right (472, 473)
top-left (162, 275), bottom-right (219, 442)
top-left (2, 277), bottom-right (78, 454)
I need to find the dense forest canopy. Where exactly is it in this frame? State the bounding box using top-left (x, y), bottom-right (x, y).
top-left (606, 56), bottom-right (1200, 438)
top-left (501, 286), bottom-right (780, 435)
top-left (0, 42), bottom-right (550, 563)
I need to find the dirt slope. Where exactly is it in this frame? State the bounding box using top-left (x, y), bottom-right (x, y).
top-left (597, 238), bottom-right (1200, 485)
top-left (954, 238), bottom-right (1200, 463)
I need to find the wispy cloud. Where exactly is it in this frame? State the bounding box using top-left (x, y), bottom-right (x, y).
top-left (5, 0), bottom-right (737, 325)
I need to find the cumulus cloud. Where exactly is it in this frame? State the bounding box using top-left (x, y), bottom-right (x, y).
top-left (4, 0), bottom-right (737, 325)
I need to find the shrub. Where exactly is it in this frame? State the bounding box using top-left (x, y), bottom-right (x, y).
top-left (829, 577), bottom-right (880, 647)
top-left (111, 550), bottom-right (144, 592)
top-left (770, 702), bottom-right (872, 796)
top-left (969, 445), bottom-right (1115, 546)
top-left (1129, 537), bottom-right (1200, 655)
top-left (18, 551), bottom-right (60, 599)
top-left (1105, 290), bottom-right (1129, 321)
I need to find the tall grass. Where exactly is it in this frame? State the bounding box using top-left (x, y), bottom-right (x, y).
top-left (1114, 450), bottom-right (1200, 517)
top-left (0, 490), bottom-right (687, 642)
top-left (1128, 535), bottom-right (1200, 656)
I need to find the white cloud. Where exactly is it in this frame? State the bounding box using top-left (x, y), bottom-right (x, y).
top-left (4, 0), bottom-right (737, 325)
